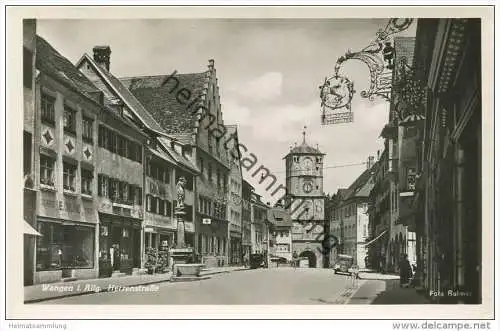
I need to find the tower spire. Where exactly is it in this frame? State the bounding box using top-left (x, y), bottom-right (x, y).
top-left (302, 126), bottom-right (307, 144)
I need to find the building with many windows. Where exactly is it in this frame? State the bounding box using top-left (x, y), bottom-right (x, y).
top-left (119, 59), bottom-right (231, 267)
top-left (411, 18), bottom-right (482, 303)
top-left (241, 180), bottom-right (253, 263)
top-left (225, 125), bottom-right (243, 265)
top-left (250, 192), bottom-right (269, 255)
top-left (33, 35), bottom-right (110, 283)
top-left (267, 204), bottom-right (293, 263)
top-left (76, 46), bottom-right (200, 274)
top-left (326, 189), bottom-right (348, 267)
top-left (23, 18), bottom-right (39, 286)
top-left (328, 159), bottom-right (374, 269)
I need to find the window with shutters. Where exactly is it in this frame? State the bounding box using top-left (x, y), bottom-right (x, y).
top-left (40, 154), bottom-right (55, 187)
top-left (63, 162), bottom-right (77, 192)
top-left (208, 163), bottom-right (212, 182)
top-left (82, 117), bottom-right (94, 143)
top-left (81, 169), bottom-right (93, 195)
top-left (159, 199), bottom-right (165, 215)
top-left (98, 174), bottom-right (107, 197)
top-left (165, 200), bottom-right (172, 216)
top-left (135, 186), bottom-right (142, 205)
top-left (41, 94), bottom-right (56, 125)
top-left (107, 129), bottom-right (115, 152)
top-left (63, 106), bottom-right (76, 134)
top-left (122, 182), bottom-right (129, 204)
top-left (98, 125), bottom-right (106, 147)
top-left (117, 136), bottom-right (125, 156)
top-left (109, 178), bottom-right (118, 200)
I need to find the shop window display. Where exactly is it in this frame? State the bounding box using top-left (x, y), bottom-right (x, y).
top-left (36, 221), bottom-right (95, 271)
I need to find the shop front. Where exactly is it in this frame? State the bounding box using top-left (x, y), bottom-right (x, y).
top-left (35, 190), bottom-right (99, 284)
top-left (196, 215), bottom-right (228, 268)
top-left (98, 213), bottom-right (141, 277)
top-left (229, 231), bottom-right (242, 265)
top-left (35, 217), bottom-right (97, 283)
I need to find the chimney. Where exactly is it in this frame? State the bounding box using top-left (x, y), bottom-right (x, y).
top-left (367, 156), bottom-right (375, 169)
top-left (208, 59), bottom-right (215, 71)
top-left (93, 46), bottom-right (111, 71)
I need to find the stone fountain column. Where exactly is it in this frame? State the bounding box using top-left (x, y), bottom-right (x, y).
top-left (169, 177), bottom-right (205, 281)
top-left (175, 206), bottom-right (186, 249)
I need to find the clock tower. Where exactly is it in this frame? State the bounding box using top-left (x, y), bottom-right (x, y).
top-left (284, 128), bottom-right (326, 268)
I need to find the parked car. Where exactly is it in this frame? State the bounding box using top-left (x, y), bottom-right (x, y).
top-left (249, 253), bottom-right (265, 269)
top-left (334, 254), bottom-right (354, 275)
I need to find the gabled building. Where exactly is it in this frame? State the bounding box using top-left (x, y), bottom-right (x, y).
top-left (225, 125), bottom-right (243, 265)
top-left (329, 158), bottom-right (375, 269)
top-left (267, 204), bottom-right (293, 263)
top-left (23, 18), bottom-right (39, 286)
top-left (241, 180), bottom-right (253, 262)
top-left (326, 188), bottom-right (349, 267)
top-left (387, 37), bottom-right (418, 272)
top-left (117, 60), bottom-right (231, 267)
top-left (412, 18), bottom-right (482, 303)
top-left (250, 192), bottom-right (269, 255)
top-left (76, 46), bottom-right (199, 275)
top-left (33, 36), bottom-right (119, 283)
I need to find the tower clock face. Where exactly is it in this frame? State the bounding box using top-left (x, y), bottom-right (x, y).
top-left (303, 158), bottom-right (313, 171)
top-left (303, 181), bottom-right (313, 193)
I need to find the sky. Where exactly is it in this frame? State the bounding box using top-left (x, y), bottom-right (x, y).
top-left (37, 19), bottom-right (416, 204)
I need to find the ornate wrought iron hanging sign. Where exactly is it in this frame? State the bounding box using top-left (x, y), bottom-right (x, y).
top-left (320, 18), bottom-right (414, 125)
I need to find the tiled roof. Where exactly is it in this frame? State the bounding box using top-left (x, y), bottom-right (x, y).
top-left (148, 145), bottom-right (177, 165)
top-left (342, 167), bottom-right (375, 200)
top-left (267, 207), bottom-right (292, 228)
top-left (284, 141), bottom-right (324, 158)
top-left (36, 35), bottom-right (100, 98)
top-left (337, 188), bottom-right (350, 200)
top-left (120, 72), bottom-right (209, 141)
top-left (157, 137), bottom-right (200, 174)
top-left (35, 36), bottom-right (147, 136)
top-left (81, 54), bottom-right (166, 135)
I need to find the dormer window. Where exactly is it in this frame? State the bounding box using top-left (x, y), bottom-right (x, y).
top-left (182, 146), bottom-right (192, 158)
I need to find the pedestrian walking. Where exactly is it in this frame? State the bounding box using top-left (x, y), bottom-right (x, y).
top-left (399, 254), bottom-right (412, 288)
top-left (292, 251), bottom-right (298, 269)
top-left (348, 264), bottom-right (360, 288)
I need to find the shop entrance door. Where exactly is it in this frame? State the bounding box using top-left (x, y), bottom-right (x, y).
top-left (112, 226), bottom-right (122, 271)
top-left (133, 229), bottom-right (141, 268)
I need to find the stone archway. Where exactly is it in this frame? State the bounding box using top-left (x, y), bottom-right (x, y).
top-left (299, 250), bottom-right (317, 268)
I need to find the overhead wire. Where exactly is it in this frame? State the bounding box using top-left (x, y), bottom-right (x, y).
top-left (270, 161), bottom-right (367, 174)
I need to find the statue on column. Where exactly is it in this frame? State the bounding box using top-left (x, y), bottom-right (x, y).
top-left (176, 177), bottom-right (187, 211)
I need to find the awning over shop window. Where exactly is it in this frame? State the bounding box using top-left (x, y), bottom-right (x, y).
top-left (24, 221), bottom-right (41, 236)
top-left (359, 229), bottom-right (388, 247)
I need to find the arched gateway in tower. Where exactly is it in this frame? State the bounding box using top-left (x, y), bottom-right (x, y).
top-left (284, 128), bottom-right (327, 268)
